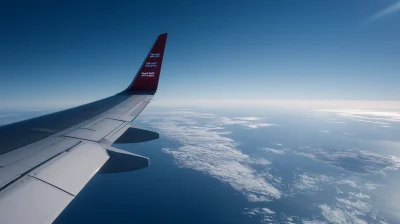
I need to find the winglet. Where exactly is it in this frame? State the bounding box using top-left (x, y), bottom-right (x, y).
top-left (124, 33), bottom-right (168, 94)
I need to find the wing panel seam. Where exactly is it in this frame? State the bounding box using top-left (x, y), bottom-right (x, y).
top-left (28, 176), bottom-right (74, 196)
top-left (0, 141), bottom-right (82, 192)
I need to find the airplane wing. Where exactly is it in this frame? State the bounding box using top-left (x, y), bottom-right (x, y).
top-left (0, 33), bottom-right (168, 224)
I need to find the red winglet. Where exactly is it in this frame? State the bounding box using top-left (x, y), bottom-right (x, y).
top-left (125, 33), bottom-right (168, 93)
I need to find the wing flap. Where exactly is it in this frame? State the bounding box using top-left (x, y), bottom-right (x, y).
top-left (0, 142), bottom-right (109, 224)
top-left (30, 142), bottom-right (109, 195)
top-left (0, 176), bottom-right (73, 224)
top-left (0, 138), bottom-right (82, 189)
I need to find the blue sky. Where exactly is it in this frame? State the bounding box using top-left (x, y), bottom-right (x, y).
top-left (0, 0), bottom-right (399, 109)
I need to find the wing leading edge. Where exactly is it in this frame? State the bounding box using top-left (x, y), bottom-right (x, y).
top-left (0, 33), bottom-right (168, 224)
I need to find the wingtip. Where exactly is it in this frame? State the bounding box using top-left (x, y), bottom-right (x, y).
top-left (122, 33), bottom-right (168, 94)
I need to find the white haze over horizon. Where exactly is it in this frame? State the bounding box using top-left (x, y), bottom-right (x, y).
top-left (2, 99), bottom-right (399, 111)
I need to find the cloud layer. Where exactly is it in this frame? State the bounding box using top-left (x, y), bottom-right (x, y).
top-left (316, 109), bottom-right (400, 126)
top-left (139, 110), bottom-right (393, 223)
top-left (217, 116), bottom-right (276, 129)
top-left (142, 111), bottom-right (281, 201)
top-left (296, 146), bottom-right (400, 175)
top-left (262, 147), bottom-right (286, 155)
top-left (291, 171), bottom-right (388, 224)
top-left (371, 1), bottom-right (400, 20)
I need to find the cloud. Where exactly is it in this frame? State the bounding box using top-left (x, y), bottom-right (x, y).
top-left (233, 117), bottom-right (264, 121)
top-left (140, 110), bottom-right (390, 223)
top-left (337, 179), bottom-right (358, 188)
top-left (370, 1), bottom-right (400, 20)
top-left (315, 109), bottom-right (400, 126)
top-left (291, 173), bottom-right (333, 194)
top-left (296, 146), bottom-right (400, 175)
top-left (244, 207), bottom-right (275, 216)
top-left (291, 171), bottom-right (388, 224)
top-left (317, 193), bottom-right (386, 224)
top-left (291, 173), bottom-right (373, 197)
top-left (200, 113), bottom-right (215, 116)
top-left (0, 114), bottom-right (17, 118)
top-left (262, 148), bottom-right (286, 155)
top-left (315, 197), bottom-right (388, 224)
top-left (244, 207), bottom-right (301, 224)
top-left (318, 204), bottom-right (367, 224)
top-left (142, 111), bottom-right (281, 201)
top-left (349, 192), bottom-right (370, 199)
top-left (246, 123), bottom-right (275, 129)
top-left (336, 179), bottom-right (380, 191)
top-left (343, 132), bottom-right (355, 136)
top-left (302, 220), bottom-right (327, 224)
top-left (217, 116), bottom-right (276, 129)
top-left (243, 207), bottom-right (276, 223)
top-left (152, 99), bottom-right (400, 110)
top-left (283, 215), bottom-right (299, 224)
top-left (336, 197), bottom-right (371, 215)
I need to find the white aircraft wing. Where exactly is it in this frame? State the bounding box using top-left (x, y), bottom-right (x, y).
top-left (0, 33), bottom-right (168, 224)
